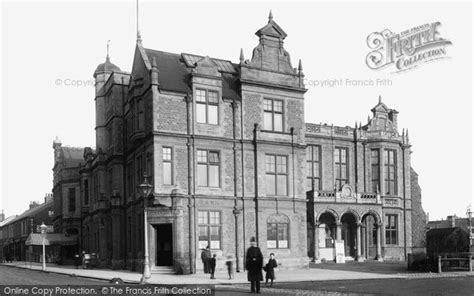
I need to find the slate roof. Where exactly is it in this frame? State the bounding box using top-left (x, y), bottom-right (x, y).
top-left (60, 146), bottom-right (84, 167)
top-left (2, 199), bottom-right (53, 226)
top-left (94, 57), bottom-right (121, 77)
top-left (0, 215), bottom-right (17, 228)
top-left (144, 49), bottom-right (241, 101)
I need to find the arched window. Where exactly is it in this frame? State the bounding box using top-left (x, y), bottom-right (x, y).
top-left (267, 214), bottom-right (290, 249)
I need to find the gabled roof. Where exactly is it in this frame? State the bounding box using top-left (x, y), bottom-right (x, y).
top-left (255, 18), bottom-right (287, 39)
top-left (143, 49), bottom-right (240, 101)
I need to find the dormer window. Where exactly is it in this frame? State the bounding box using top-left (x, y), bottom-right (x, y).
top-left (196, 89), bottom-right (219, 125)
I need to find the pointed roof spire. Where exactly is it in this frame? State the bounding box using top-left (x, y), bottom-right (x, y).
top-left (137, 30), bottom-right (142, 43)
top-left (298, 59), bottom-right (303, 72)
top-left (239, 48), bottom-right (245, 63)
top-left (268, 10), bottom-right (273, 23)
top-left (106, 40), bottom-right (110, 62)
top-left (136, 0), bottom-right (142, 43)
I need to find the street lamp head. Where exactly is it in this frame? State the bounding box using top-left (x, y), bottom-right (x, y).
top-left (40, 222), bottom-right (47, 235)
top-left (138, 173), bottom-right (153, 197)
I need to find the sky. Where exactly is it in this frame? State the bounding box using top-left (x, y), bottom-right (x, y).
top-left (0, 1), bottom-right (473, 220)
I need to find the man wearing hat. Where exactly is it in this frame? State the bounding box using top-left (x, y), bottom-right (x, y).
top-left (245, 237), bottom-right (263, 293)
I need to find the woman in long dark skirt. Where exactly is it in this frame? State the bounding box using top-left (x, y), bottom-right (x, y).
top-left (264, 253), bottom-right (277, 287)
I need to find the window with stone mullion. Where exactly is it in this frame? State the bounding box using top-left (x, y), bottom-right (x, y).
top-left (196, 89), bottom-right (218, 125)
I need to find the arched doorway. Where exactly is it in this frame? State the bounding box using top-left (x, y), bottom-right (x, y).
top-left (317, 211), bottom-right (337, 261)
top-left (361, 213), bottom-right (379, 260)
top-left (341, 212), bottom-right (357, 258)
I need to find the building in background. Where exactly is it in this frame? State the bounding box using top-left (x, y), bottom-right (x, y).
top-left (50, 12), bottom-right (426, 273)
top-left (51, 139), bottom-right (83, 263)
top-left (0, 196), bottom-right (54, 262)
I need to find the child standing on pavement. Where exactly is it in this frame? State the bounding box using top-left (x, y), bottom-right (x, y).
top-left (225, 255), bottom-right (234, 279)
top-left (265, 253), bottom-right (277, 287)
top-left (209, 254), bottom-right (217, 279)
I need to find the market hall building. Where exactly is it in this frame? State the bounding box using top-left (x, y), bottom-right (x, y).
top-left (53, 13), bottom-right (426, 273)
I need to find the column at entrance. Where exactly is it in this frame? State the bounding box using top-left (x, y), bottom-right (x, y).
top-left (375, 223), bottom-right (383, 261)
top-left (336, 222), bottom-right (342, 241)
top-left (314, 222), bottom-right (320, 262)
top-left (356, 223), bottom-right (363, 261)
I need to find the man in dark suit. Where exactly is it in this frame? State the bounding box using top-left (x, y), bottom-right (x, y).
top-left (246, 237), bottom-right (263, 293)
top-left (200, 246), bottom-right (211, 273)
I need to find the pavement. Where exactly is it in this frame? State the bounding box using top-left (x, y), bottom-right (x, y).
top-left (1, 261), bottom-right (472, 286)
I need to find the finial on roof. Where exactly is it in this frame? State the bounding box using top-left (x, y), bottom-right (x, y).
top-left (137, 30), bottom-right (142, 43)
top-left (268, 10), bottom-right (273, 23)
top-left (106, 40), bottom-right (110, 62)
top-left (367, 115), bottom-right (370, 123)
top-left (298, 59), bottom-right (303, 72)
top-left (379, 95), bottom-right (382, 103)
top-left (136, 0), bottom-right (142, 43)
top-left (240, 48), bottom-right (244, 63)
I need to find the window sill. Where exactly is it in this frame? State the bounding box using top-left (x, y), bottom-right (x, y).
top-left (261, 130), bottom-right (290, 135)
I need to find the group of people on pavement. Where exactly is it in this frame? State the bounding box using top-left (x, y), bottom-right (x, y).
top-left (246, 237), bottom-right (277, 293)
top-left (200, 236), bottom-right (278, 294)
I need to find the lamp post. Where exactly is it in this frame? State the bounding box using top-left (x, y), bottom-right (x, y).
top-left (138, 173), bottom-right (153, 283)
top-left (40, 222), bottom-right (47, 271)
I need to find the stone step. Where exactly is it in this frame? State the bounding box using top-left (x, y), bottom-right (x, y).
top-left (151, 266), bottom-right (175, 274)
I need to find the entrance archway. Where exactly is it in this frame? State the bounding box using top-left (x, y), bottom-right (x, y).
top-left (361, 212), bottom-right (380, 260)
top-left (316, 211), bottom-right (337, 261)
top-left (341, 212), bottom-right (357, 258)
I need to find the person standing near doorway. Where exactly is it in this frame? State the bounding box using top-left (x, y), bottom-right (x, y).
top-left (246, 237), bottom-right (263, 293)
top-left (201, 246), bottom-right (211, 273)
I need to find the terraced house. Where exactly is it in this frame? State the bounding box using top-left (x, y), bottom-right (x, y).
top-left (55, 12), bottom-right (426, 273)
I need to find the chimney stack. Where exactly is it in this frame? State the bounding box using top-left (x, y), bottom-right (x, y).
top-left (44, 193), bottom-right (53, 203)
top-left (29, 201), bottom-right (40, 210)
top-left (447, 215), bottom-right (456, 228)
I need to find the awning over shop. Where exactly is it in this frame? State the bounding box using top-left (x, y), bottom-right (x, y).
top-left (25, 233), bottom-right (78, 246)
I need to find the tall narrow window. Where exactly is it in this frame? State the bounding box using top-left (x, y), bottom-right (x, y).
top-left (93, 174), bottom-right (98, 202)
top-left (263, 99), bottom-right (283, 132)
top-left (136, 155), bottom-right (143, 190)
top-left (265, 155), bottom-right (288, 196)
top-left (83, 179), bottom-right (89, 205)
top-left (127, 162), bottom-right (134, 197)
top-left (306, 146), bottom-right (321, 191)
top-left (163, 147), bottom-right (173, 185)
top-left (198, 211), bottom-right (221, 249)
top-left (385, 214), bottom-right (398, 245)
top-left (384, 149), bottom-right (397, 195)
top-left (371, 149), bottom-right (380, 193)
top-left (197, 150), bottom-right (220, 187)
top-left (68, 188), bottom-right (76, 212)
top-left (137, 98), bottom-right (144, 130)
top-left (196, 89), bottom-right (219, 125)
top-left (334, 147), bottom-right (349, 190)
